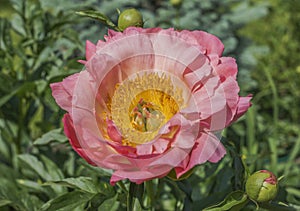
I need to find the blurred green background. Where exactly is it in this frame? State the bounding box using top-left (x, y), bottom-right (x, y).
top-left (0, 0), bottom-right (299, 210)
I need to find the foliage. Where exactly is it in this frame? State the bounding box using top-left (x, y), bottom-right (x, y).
top-left (0, 0), bottom-right (299, 210)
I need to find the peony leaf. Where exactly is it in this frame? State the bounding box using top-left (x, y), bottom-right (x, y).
top-left (18, 154), bottom-right (50, 181)
top-left (34, 128), bottom-right (68, 145)
top-left (40, 190), bottom-right (94, 211)
top-left (203, 190), bottom-right (249, 211)
top-left (75, 10), bottom-right (120, 31)
top-left (0, 199), bottom-right (12, 207)
top-left (43, 177), bottom-right (100, 194)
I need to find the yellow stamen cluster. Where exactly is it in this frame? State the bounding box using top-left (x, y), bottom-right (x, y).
top-left (111, 72), bottom-right (184, 145)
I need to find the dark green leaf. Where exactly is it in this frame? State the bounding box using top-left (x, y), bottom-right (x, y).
top-left (34, 128), bottom-right (67, 145)
top-left (0, 82), bottom-right (36, 107)
top-left (203, 191), bottom-right (249, 211)
top-left (40, 155), bottom-right (64, 181)
top-left (75, 10), bottom-right (120, 31)
top-left (44, 177), bottom-right (100, 194)
top-left (40, 190), bottom-right (95, 211)
top-left (0, 199), bottom-right (12, 207)
top-left (18, 154), bottom-right (50, 180)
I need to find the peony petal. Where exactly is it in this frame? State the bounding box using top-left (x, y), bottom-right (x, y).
top-left (230, 95), bottom-right (252, 124)
top-left (191, 31), bottom-right (224, 56)
top-left (85, 40), bottom-right (96, 61)
top-left (50, 73), bottom-right (79, 113)
top-left (63, 114), bottom-right (96, 166)
top-left (213, 57), bottom-right (238, 78)
top-left (175, 132), bottom-right (226, 177)
top-left (106, 119), bottom-right (123, 143)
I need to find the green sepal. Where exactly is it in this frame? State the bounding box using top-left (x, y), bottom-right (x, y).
top-left (75, 10), bottom-right (120, 31)
top-left (203, 190), bottom-right (249, 211)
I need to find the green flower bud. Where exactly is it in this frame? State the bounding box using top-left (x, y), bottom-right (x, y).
top-left (245, 170), bottom-right (278, 203)
top-left (117, 8), bottom-right (143, 31)
top-left (170, 0), bottom-right (183, 7)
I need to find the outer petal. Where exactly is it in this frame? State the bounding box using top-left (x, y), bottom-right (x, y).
top-left (191, 31), bottom-right (224, 56)
top-left (230, 95), bottom-right (253, 124)
top-left (175, 132), bottom-right (226, 177)
top-left (50, 73), bottom-right (79, 113)
top-left (63, 114), bottom-right (96, 166)
top-left (213, 57), bottom-right (238, 79)
top-left (85, 40), bottom-right (96, 61)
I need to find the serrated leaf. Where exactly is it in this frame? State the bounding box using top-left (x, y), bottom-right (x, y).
top-left (40, 190), bottom-right (95, 211)
top-left (34, 128), bottom-right (67, 145)
top-left (203, 191), bottom-right (249, 211)
top-left (75, 10), bottom-right (120, 31)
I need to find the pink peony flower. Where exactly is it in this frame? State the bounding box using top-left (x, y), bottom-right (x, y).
top-left (50, 27), bottom-right (251, 185)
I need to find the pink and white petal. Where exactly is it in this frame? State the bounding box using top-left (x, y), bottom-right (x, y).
top-left (175, 132), bottom-right (226, 177)
top-left (191, 31), bottom-right (224, 56)
top-left (213, 57), bottom-right (238, 78)
top-left (50, 73), bottom-right (79, 113)
top-left (230, 95), bottom-right (252, 124)
top-left (183, 57), bottom-right (212, 90)
top-left (110, 168), bottom-right (170, 185)
top-left (183, 76), bottom-right (227, 120)
top-left (151, 31), bottom-right (204, 76)
top-left (85, 40), bottom-right (96, 61)
top-left (106, 119), bottom-right (123, 143)
top-left (209, 76), bottom-right (240, 130)
top-left (97, 32), bottom-right (154, 65)
top-left (63, 114), bottom-right (96, 166)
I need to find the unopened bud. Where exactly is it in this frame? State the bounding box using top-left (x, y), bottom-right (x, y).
top-left (245, 170), bottom-right (278, 203)
top-left (170, 0), bottom-right (183, 7)
top-left (117, 8), bottom-right (143, 31)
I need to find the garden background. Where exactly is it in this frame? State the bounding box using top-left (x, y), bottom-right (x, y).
top-left (0, 0), bottom-right (299, 210)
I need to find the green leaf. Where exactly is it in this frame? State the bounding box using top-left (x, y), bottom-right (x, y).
top-left (18, 154), bottom-right (50, 180)
top-left (0, 199), bottom-right (12, 207)
top-left (40, 155), bottom-right (64, 181)
top-left (203, 191), bottom-right (249, 211)
top-left (0, 82), bottom-right (36, 108)
top-left (44, 177), bottom-right (100, 194)
top-left (75, 10), bottom-right (120, 31)
top-left (40, 190), bottom-right (95, 211)
top-left (89, 193), bottom-right (112, 209)
top-left (34, 128), bottom-right (67, 146)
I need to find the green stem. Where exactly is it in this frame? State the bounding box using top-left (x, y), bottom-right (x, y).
top-left (127, 182), bottom-right (144, 211)
top-left (117, 181), bottom-right (128, 194)
top-left (145, 180), bottom-right (155, 210)
top-left (263, 68), bottom-right (278, 174)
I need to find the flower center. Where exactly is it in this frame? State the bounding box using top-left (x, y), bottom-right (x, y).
top-left (130, 98), bottom-right (165, 132)
top-left (110, 72), bottom-right (184, 146)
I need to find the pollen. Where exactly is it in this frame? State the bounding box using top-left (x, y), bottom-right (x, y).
top-left (110, 72), bottom-right (184, 145)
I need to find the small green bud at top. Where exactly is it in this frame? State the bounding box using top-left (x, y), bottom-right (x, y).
top-left (245, 170), bottom-right (278, 203)
top-left (117, 8), bottom-right (143, 31)
top-left (170, 0), bottom-right (183, 7)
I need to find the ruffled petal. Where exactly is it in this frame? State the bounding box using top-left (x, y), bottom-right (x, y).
top-left (230, 95), bottom-right (253, 124)
top-left (63, 114), bottom-right (96, 165)
top-left (50, 73), bottom-right (79, 113)
top-left (175, 132), bottom-right (226, 177)
top-left (191, 31), bottom-right (224, 56)
top-left (85, 40), bottom-right (96, 61)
